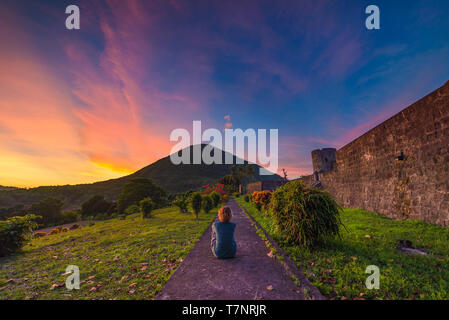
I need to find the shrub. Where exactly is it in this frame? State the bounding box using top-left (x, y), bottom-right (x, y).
top-left (251, 191), bottom-right (272, 210)
top-left (191, 192), bottom-right (202, 219)
top-left (125, 204), bottom-right (140, 216)
top-left (222, 194), bottom-right (229, 203)
top-left (199, 183), bottom-right (232, 195)
top-left (202, 196), bottom-right (214, 214)
top-left (233, 192), bottom-right (240, 198)
top-left (69, 224), bottom-right (80, 230)
top-left (140, 197), bottom-right (154, 218)
top-left (244, 195), bottom-right (250, 202)
top-left (269, 180), bottom-right (342, 248)
top-left (61, 227), bottom-right (69, 232)
top-left (0, 215), bottom-right (39, 257)
top-left (210, 192), bottom-right (221, 208)
top-left (173, 196), bottom-right (188, 213)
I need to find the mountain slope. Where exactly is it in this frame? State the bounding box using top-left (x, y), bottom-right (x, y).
top-left (0, 145), bottom-right (280, 209)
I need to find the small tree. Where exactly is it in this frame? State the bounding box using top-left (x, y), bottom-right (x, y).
top-left (191, 192), bottom-right (202, 219)
top-left (210, 192), bottom-right (221, 207)
top-left (174, 195), bottom-right (188, 213)
top-left (202, 196), bottom-right (213, 214)
top-left (140, 197), bottom-right (154, 218)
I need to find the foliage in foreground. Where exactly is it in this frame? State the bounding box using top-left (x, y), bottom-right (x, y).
top-left (236, 198), bottom-right (449, 300)
top-left (0, 207), bottom-right (216, 299)
top-left (268, 181), bottom-right (342, 248)
top-left (0, 215), bottom-right (39, 257)
top-left (251, 190), bottom-right (272, 210)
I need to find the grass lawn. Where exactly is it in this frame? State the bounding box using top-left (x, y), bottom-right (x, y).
top-left (235, 197), bottom-right (449, 300)
top-left (0, 207), bottom-right (216, 300)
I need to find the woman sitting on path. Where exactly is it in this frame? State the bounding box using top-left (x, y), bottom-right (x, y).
top-left (210, 206), bottom-right (237, 259)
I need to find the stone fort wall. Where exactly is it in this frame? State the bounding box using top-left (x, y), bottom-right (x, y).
top-left (300, 81), bottom-right (449, 226)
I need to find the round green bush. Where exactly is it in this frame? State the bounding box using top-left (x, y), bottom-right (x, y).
top-left (140, 197), bottom-right (154, 218)
top-left (210, 192), bottom-right (221, 207)
top-left (202, 195), bottom-right (214, 214)
top-left (173, 196), bottom-right (188, 213)
top-left (244, 195), bottom-right (250, 202)
top-left (269, 180), bottom-right (342, 248)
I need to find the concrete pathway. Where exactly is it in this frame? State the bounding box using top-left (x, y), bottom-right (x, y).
top-left (156, 198), bottom-right (322, 300)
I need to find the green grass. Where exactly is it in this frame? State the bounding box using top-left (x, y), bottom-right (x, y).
top-left (0, 207), bottom-right (216, 300)
top-left (236, 198), bottom-right (449, 300)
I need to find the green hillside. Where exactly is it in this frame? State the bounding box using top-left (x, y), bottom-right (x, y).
top-left (0, 144), bottom-right (280, 209)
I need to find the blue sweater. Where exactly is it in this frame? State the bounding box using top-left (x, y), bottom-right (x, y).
top-left (211, 221), bottom-right (236, 259)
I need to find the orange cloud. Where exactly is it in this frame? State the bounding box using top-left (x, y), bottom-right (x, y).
top-left (0, 5), bottom-right (169, 187)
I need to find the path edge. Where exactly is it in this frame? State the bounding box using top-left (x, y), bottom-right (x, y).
top-left (155, 216), bottom-right (217, 300)
top-left (235, 199), bottom-right (326, 301)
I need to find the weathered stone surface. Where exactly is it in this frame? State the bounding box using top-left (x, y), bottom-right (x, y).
top-left (246, 180), bottom-right (284, 195)
top-left (300, 81), bottom-right (449, 226)
top-left (312, 148), bottom-right (336, 173)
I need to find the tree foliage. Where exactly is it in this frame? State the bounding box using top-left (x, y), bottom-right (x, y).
top-left (81, 195), bottom-right (112, 218)
top-left (269, 180), bottom-right (342, 248)
top-left (202, 195), bottom-right (213, 214)
top-left (29, 197), bottom-right (64, 227)
top-left (191, 192), bottom-right (202, 219)
top-left (117, 178), bottom-right (166, 213)
top-left (140, 198), bottom-right (154, 218)
top-left (210, 192), bottom-right (221, 207)
top-left (0, 215), bottom-right (39, 257)
top-left (173, 195), bottom-right (188, 213)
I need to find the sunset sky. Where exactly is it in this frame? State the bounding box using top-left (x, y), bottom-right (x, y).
top-left (1, 0), bottom-right (449, 187)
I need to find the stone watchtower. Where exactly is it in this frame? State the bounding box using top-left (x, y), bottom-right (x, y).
top-left (311, 148), bottom-right (336, 173)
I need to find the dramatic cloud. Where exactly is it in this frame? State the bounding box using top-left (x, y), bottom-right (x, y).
top-left (1, 0), bottom-right (448, 186)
